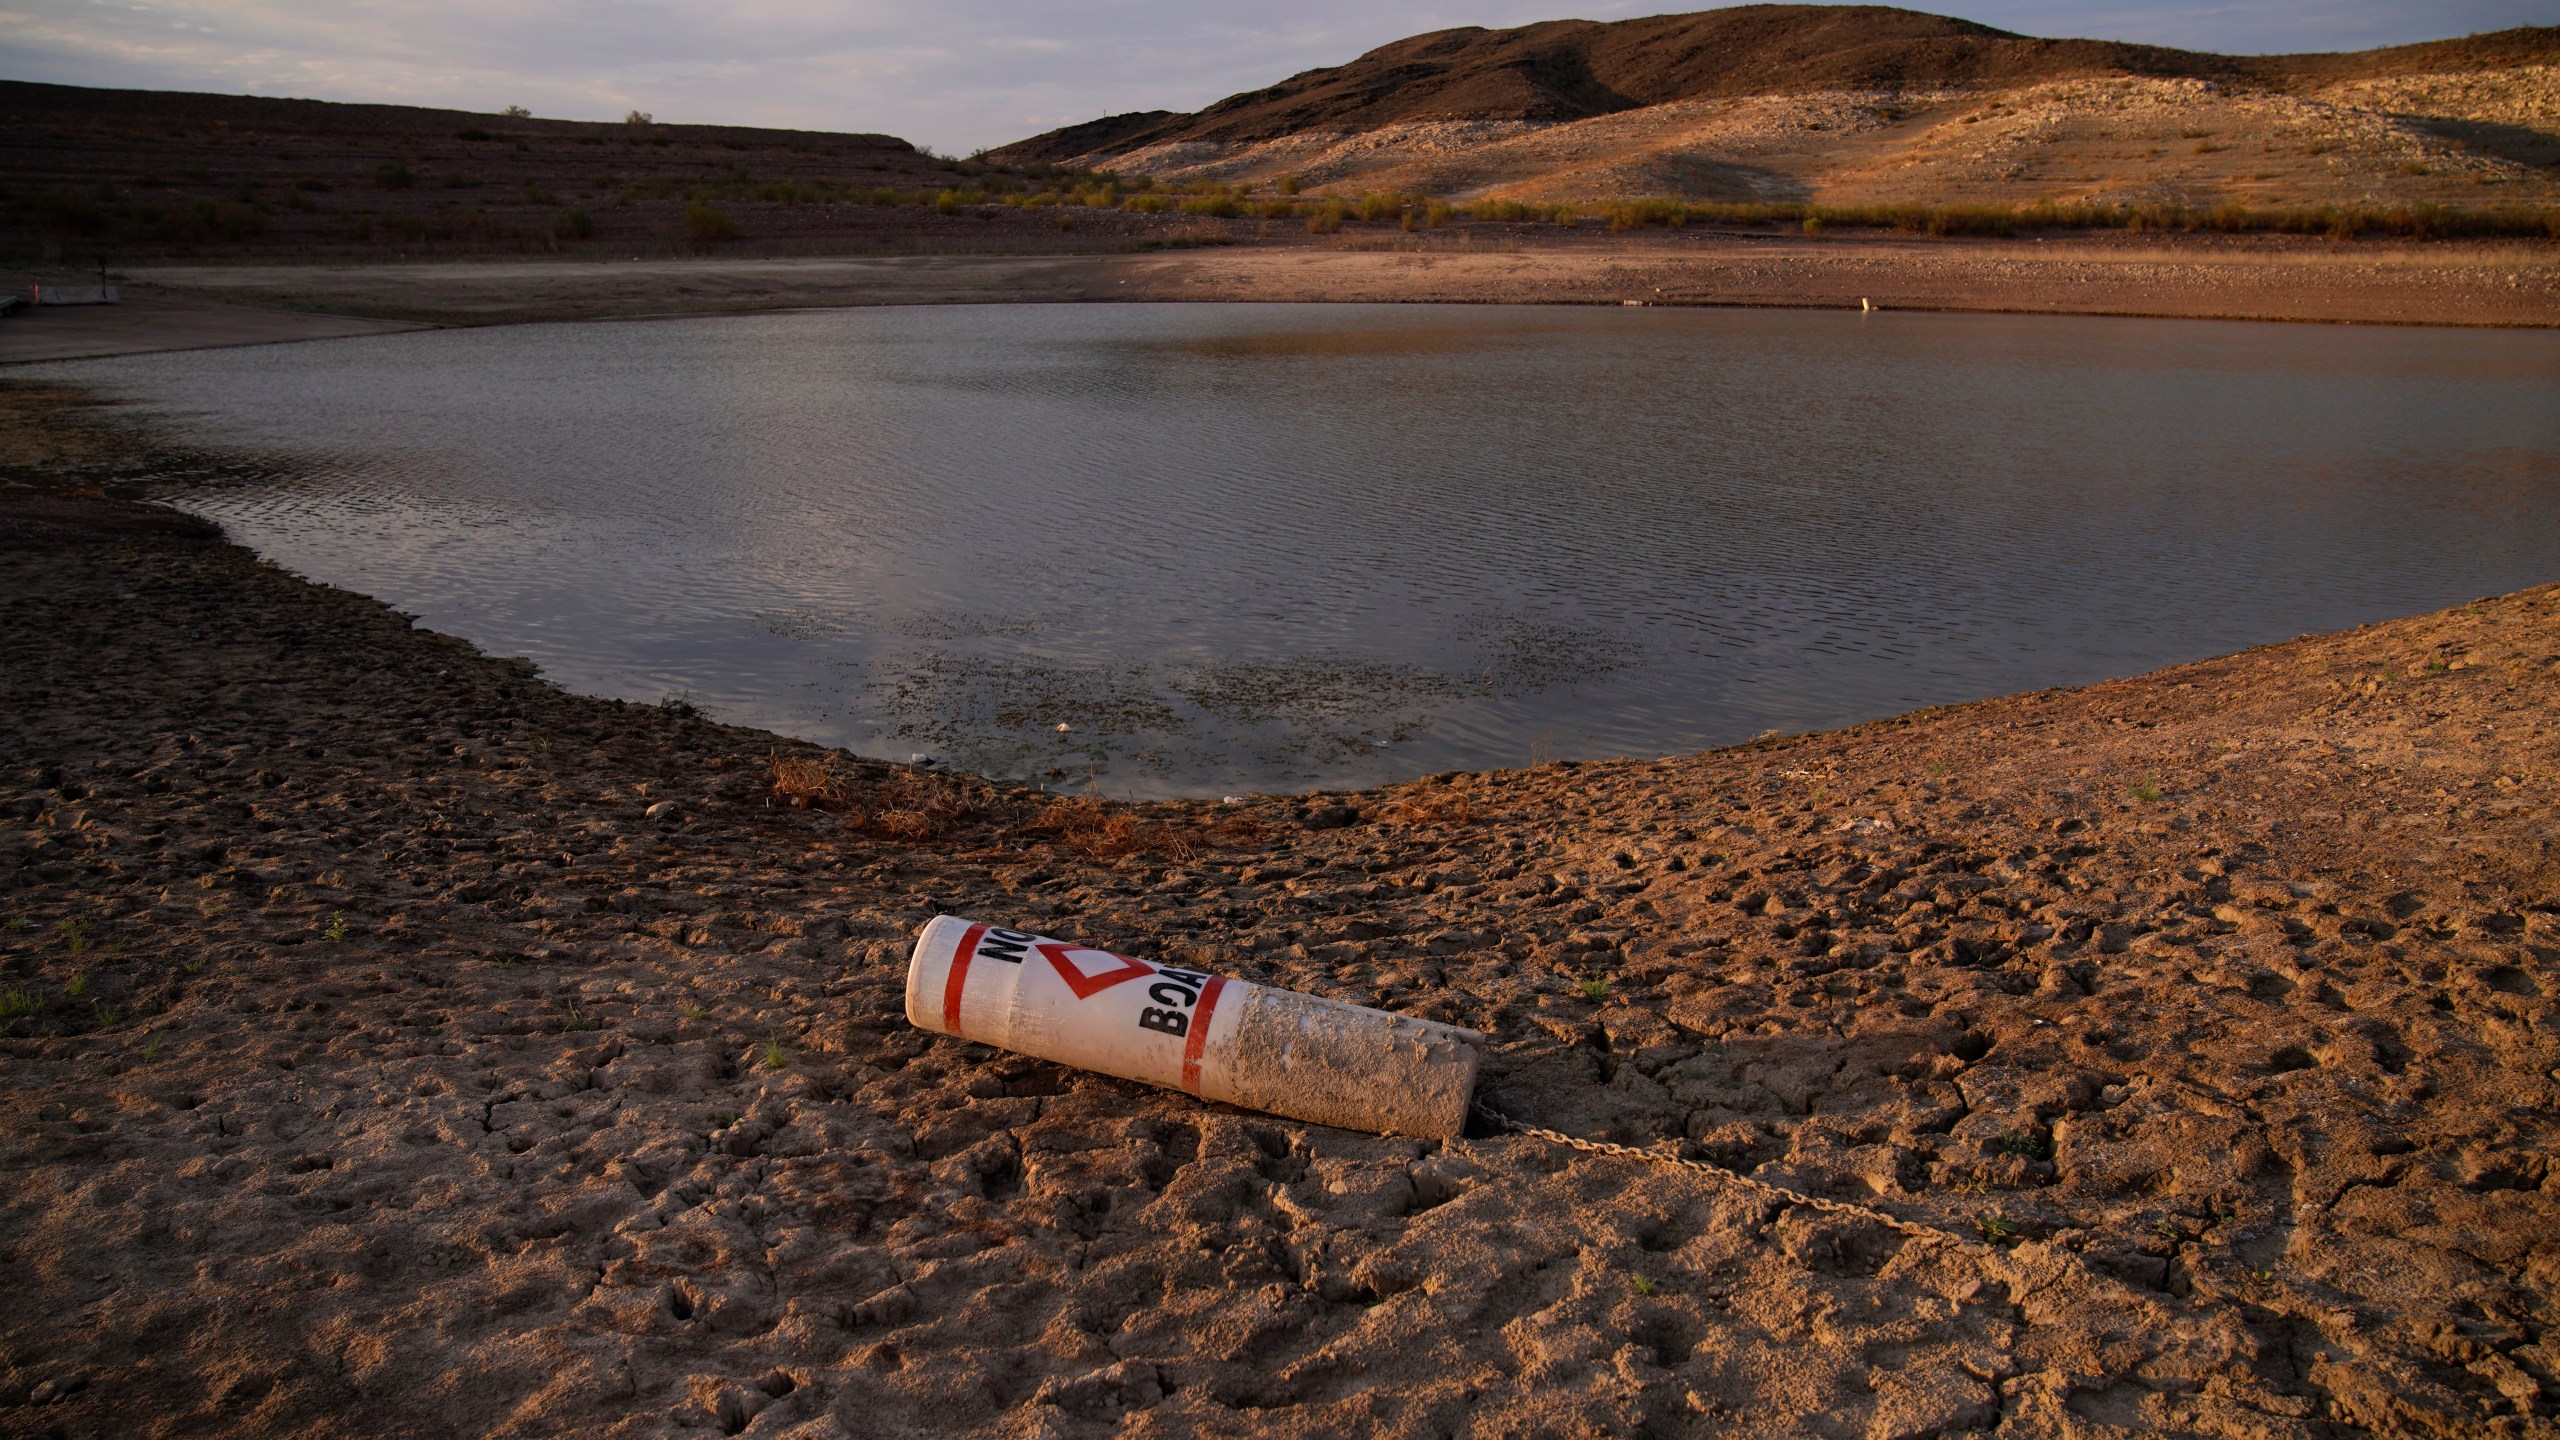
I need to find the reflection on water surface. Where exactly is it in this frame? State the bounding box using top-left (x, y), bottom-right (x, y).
top-left (37, 303), bottom-right (2560, 798)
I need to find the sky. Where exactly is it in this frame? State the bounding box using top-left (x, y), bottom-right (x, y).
top-left (2, 1), bottom-right (2552, 154)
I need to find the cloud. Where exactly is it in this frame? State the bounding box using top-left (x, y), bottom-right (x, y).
top-left (1958, 0), bottom-right (2555, 53)
top-left (0, 0), bottom-right (2543, 152)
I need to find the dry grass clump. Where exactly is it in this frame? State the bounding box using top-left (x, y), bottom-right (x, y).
top-left (1383, 788), bottom-right (1481, 828)
top-left (766, 752), bottom-right (859, 810)
top-left (771, 754), bottom-right (1277, 856)
top-left (1024, 795), bottom-right (1200, 861)
top-left (766, 753), bottom-right (1004, 843)
top-left (1199, 811), bottom-right (1273, 847)
top-left (863, 770), bottom-right (1001, 843)
top-left (871, 805), bottom-right (942, 842)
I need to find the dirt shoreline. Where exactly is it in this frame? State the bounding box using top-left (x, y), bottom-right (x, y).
top-left (0, 281), bottom-right (428, 365)
top-left (4, 388), bottom-right (2559, 1439)
top-left (3, 231), bottom-right (2552, 363)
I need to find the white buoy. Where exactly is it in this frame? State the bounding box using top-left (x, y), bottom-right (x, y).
top-left (906, 916), bottom-right (1483, 1137)
top-left (1861, 297), bottom-right (1873, 312)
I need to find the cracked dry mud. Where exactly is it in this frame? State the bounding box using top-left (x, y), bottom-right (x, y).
top-left (2, 477), bottom-right (2556, 1438)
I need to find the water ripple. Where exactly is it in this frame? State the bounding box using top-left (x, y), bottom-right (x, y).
top-left (32, 302), bottom-right (2560, 798)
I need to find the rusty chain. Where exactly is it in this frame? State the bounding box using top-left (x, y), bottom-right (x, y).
top-left (1466, 1100), bottom-right (2235, 1333)
top-left (1470, 1099), bottom-right (1999, 1258)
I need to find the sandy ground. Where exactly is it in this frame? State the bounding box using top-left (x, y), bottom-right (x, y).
top-left (0, 273), bottom-right (430, 364)
top-left (3, 391), bottom-right (2557, 1437)
top-left (80, 232), bottom-right (2560, 333)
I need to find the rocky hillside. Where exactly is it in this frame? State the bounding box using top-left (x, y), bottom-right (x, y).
top-left (992, 6), bottom-right (2560, 210)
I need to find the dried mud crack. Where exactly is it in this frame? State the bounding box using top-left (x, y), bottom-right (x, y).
top-left (2, 473), bottom-right (2556, 1435)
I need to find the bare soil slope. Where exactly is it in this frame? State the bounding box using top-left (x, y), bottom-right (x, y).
top-left (0, 82), bottom-right (1194, 267)
top-left (993, 6), bottom-right (2560, 211)
top-left (3, 391), bottom-right (2557, 1437)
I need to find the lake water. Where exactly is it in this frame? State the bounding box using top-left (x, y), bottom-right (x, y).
top-left (38, 303), bottom-right (2560, 798)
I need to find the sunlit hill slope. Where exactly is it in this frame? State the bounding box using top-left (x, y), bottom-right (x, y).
top-left (990, 5), bottom-right (2560, 211)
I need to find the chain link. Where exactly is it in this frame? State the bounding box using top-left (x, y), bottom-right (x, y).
top-left (1471, 1099), bottom-right (1997, 1258)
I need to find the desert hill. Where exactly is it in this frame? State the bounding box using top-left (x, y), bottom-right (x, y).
top-left (991, 5), bottom-right (2560, 210)
top-left (0, 80), bottom-right (1156, 263)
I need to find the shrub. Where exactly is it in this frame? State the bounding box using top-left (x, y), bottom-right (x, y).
top-left (1306, 202), bottom-right (1346, 234)
top-left (1277, 174), bottom-right (1303, 195)
top-left (1355, 191), bottom-right (1404, 223)
top-left (211, 201), bottom-right (266, 239)
top-left (1178, 194), bottom-right (1239, 218)
top-left (375, 210), bottom-right (453, 239)
top-left (28, 187), bottom-right (108, 236)
top-left (683, 202), bottom-right (738, 243)
top-left (1603, 197), bottom-right (1692, 232)
top-left (625, 109), bottom-right (653, 126)
top-left (152, 198), bottom-right (266, 243)
top-left (1557, 196), bottom-right (2557, 242)
top-left (376, 162), bottom-right (416, 190)
top-left (555, 207), bottom-right (595, 240)
top-left (502, 104), bottom-right (532, 118)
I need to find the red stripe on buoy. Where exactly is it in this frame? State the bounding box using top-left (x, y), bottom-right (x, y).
top-left (1182, 976), bottom-right (1227, 1095)
top-left (944, 922), bottom-right (989, 1034)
